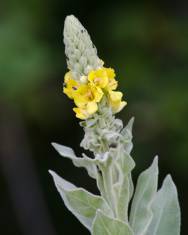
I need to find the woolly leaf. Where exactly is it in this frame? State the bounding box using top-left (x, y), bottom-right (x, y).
top-left (49, 171), bottom-right (113, 231)
top-left (121, 117), bottom-right (134, 154)
top-left (145, 175), bottom-right (181, 235)
top-left (130, 156), bottom-right (158, 235)
top-left (114, 148), bottom-right (135, 221)
top-left (92, 210), bottom-right (133, 235)
top-left (52, 142), bottom-right (98, 179)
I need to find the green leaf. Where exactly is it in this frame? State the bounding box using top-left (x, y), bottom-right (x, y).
top-left (145, 175), bottom-right (181, 235)
top-left (49, 170), bottom-right (113, 231)
top-left (128, 173), bottom-right (134, 201)
top-left (130, 156), bottom-right (158, 235)
top-left (95, 146), bottom-right (135, 221)
top-left (121, 117), bottom-right (134, 154)
top-left (92, 210), bottom-right (133, 235)
top-left (52, 142), bottom-right (98, 179)
top-left (114, 149), bottom-right (135, 221)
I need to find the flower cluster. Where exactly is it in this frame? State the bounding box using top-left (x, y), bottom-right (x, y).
top-left (63, 67), bottom-right (127, 119)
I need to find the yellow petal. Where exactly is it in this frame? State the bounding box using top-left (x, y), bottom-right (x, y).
top-left (108, 79), bottom-right (118, 90)
top-left (74, 83), bottom-right (103, 107)
top-left (105, 68), bottom-right (118, 90)
top-left (113, 101), bottom-right (127, 113)
top-left (64, 71), bottom-right (72, 83)
top-left (73, 84), bottom-right (90, 107)
top-left (109, 91), bottom-right (123, 102)
top-left (63, 72), bottom-right (80, 99)
top-left (88, 68), bottom-right (108, 88)
top-left (86, 102), bottom-right (98, 115)
top-left (63, 87), bottom-right (73, 99)
top-left (90, 85), bottom-right (103, 103)
top-left (74, 96), bottom-right (86, 107)
top-left (108, 90), bottom-right (127, 113)
top-left (105, 68), bottom-right (115, 79)
top-left (73, 107), bottom-right (89, 120)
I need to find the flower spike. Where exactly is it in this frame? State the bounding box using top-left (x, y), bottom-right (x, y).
top-left (63, 15), bottom-right (127, 120)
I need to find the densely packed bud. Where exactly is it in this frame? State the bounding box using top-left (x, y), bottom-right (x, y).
top-left (64, 15), bottom-right (103, 80)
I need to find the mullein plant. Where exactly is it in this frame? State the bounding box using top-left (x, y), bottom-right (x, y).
top-left (49, 15), bottom-right (181, 235)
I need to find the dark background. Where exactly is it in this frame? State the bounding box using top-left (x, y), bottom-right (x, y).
top-left (0, 0), bottom-right (187, 234)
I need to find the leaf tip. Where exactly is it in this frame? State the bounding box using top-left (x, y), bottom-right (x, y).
top-left (127, 117), bottom-right (135, 131)
top-left (149, 156), bottom-right (159, 174)
top-left (153, 155), bottom-right (159, 165)
top-left (163, 174), bottom-right (175, 188)
top-left (48, 170), bottom-right (58, 182)
top-left (51, 142), bottom-right (59, 150)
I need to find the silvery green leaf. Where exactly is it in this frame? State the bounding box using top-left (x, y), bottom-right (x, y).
top-left (128, 173), bottom-right (134, 201)
top-left (145, 175), bottom-right (181, 235)
top-left (121, 117), bottom-right (134, 137)
top-left (130, 156), bottom-right (158, 235)
top-left (49, 171), bottom-right (113, 231)
top-left (92, 210), bottom-right (134, 235)
top-left (95, 152), bottom-right (118, 211)
top-left (121, 117), bottom-right (134, 154)
top-left (52, 142), bottom-right (97, 179)
top-left (114, 149), bottom-right (135, 221)
top-left (97, 146), bottom-right (135, 221)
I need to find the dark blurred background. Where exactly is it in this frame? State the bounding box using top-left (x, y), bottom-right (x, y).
top-left (0, 0), bottom-right (187, 234)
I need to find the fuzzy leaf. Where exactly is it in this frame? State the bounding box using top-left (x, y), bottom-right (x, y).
top-left (145, 175), bottom-right (181, 235)
top-left (49, 170), bottom-right (113, 231)
top-left (128, 173), bottom-right (134, 201)
top-left (121, 117), bottom-right (134, 154)
top-left (92, 210), bottom-right (134, 235)
top-left (114, 149), bottom-right (135, 221)
top-left (130, 156), bottom-right (158, 235)
top-left (52, 142), bottom-right (97, 179)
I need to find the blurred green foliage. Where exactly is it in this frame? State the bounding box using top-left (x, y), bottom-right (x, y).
top-left (0, 0), bottom-right (187, 235)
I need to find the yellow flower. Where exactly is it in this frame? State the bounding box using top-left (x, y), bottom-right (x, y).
top-left (105, 68), bottom-right (118, 90)
top-left (63, 66), bottom-right (126, 119)
top-left (88, 67), bottom-right (118, 92)
top-left (73, 83), bottom-right (103, 108)
top-left (88, 68), bottom-right (109, 88)
top-left (64, 71), bottom-right (72, 83)
top-left (108, 90), bottom-right (127, 113)
top-left (63, 72), bottom-right (80, 99)
top-left (73, 107), bottom-right (88, 119)
top-left (73, 101), bottom-right (98, 120)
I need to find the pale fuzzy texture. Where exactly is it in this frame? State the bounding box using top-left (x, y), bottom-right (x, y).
top-left (49, 15), bottom-right (181, 235)
top-left (50, 118), bottom-right (136, 226)
top-left (64, 15), bottom-right (103, 80)
top-left (80, 98), bottom-right (124, 155)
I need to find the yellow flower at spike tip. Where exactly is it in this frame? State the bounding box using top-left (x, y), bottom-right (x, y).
top-left (63, 72), bottom-right (80, 99)
top-left (73, 83), bottom-right (103, 108)
top-left (108, 90), bottom-right (127, 113)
